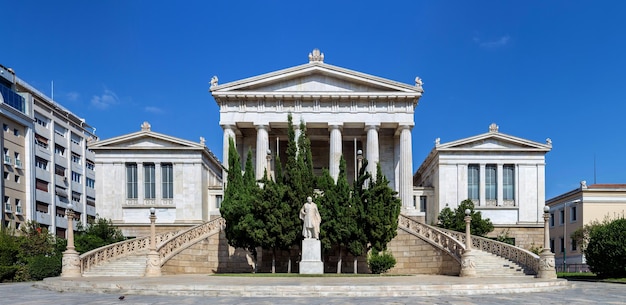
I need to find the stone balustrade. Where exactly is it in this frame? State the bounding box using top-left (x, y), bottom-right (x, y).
top-left (398, 215), bottom-right (464, 262)
top-left (157, 217), bottom-right (226, 265)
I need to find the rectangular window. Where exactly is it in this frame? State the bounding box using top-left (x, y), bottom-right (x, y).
top-left (162, 163), bottom-right (173, 199)
top-left (86, 160), bottom-right (95, 170)
top-left (55, 165), bottom-right (66, 177)
top-left (560, 210), bottom-right (565, 225)
top-left (468, 164), bottom-right (479, 201)
top-left (35, 113), bottom-right (48, 128)
top-left (4, 172), bottom-right (8, 180)
top-left (36, 201), bottom-right (49, 213)
top-left (13, 128), bottom-right (19, 136)
top-left (14, 175), bottom-right (19, 183)
top-left (560, 237), bottom-right (565, 253)
top-left (54, 144), bottom-right (65, 156)
top-left (126, 163), bottom-right (138, 199)
top-left (15, 199), bottom-right (21, 214)
top-left (71, 153), bottom-right (81, 164)
top-left (72, 191), bottom-right (81, 204)
top-left (503, 165), bottom-right (515, 200)
top-left (419, 195), bottom-right (427, 213)
top-left (71, 171), bottom-right (81, 183)
top-left (36, 179), bottom-right (49, 192)
top-left (14, 152), bottom-right (21, 168)
top-left (70, 133), bottom-right (82, 146)
top-left (4, 196), bottom-right (10, 212)
top-left (54, 124), bottom-right (67, 137)
top-left (35, 157), bottom-right (48, 170)
top-left (144, 163), bottom-right (155, 199)
top-left (216, 195), bottom-right (223, 209)
top-left (2, 124), bottom-right (8, 132)
top-left (550, 213), bottom-right (555, 227)
top-left (86, 196), bottom-right (96, 207)
top-left (571, 206), bottom-right (577, 222)
top-left (35, 134), bottom-right (49, 149)
top-left (485, 164), bottom-right (497, 200)
top-left (86, 178), bottom-right (95, 188)
top-left (571, 238), bottom-right (577, 251)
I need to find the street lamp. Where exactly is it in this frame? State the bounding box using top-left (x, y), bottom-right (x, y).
top-left (460, 208), bottom-right (476, 277)
top-left (61, 203), bottom-right (81, 277)
top-left (538, 205), bottom-right (557, 279)
top-left (356, 149), bottom-right (363, 173)
top-left (145, 207), bottom-right (161, 276)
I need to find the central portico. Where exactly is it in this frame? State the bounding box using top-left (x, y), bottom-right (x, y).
top-left (210, 49), bottom-right (423, 212)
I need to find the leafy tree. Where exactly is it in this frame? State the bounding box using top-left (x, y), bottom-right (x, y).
top-left (364, 163), bottom-right (402, 252)
top-left (437, 199), bottom-right (494, 236)
top-left (584, 218), bottom-right (626, 278)
top-left (74, 218), bottom-right (125, 254)
top-left (221, 140), bottom-right (259, 268)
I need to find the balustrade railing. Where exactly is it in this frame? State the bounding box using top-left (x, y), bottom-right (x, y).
top-left (79, 229), bottom-right (182, 273)
top-left (437, 227), bottom-right (540, 275)
top-left (398, 215), bottom-right (464, 262)
top-left (157, 217), bottom-right (226, 265)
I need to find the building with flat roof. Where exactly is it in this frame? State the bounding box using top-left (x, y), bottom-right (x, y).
top-left (546, 182), bottom-right (626, 272)
top-left (1, 63), bottom-right (98, 237)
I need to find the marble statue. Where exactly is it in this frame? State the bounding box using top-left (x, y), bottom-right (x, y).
top-left (299, 196), bottom-right (321, 239)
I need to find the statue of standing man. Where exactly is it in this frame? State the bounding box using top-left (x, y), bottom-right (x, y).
top-left (300, 196), bottom-right (321, 239)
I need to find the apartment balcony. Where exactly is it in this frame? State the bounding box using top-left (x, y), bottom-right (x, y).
top-left (54, 154), bottom-right (67, 166)
top-left (35, 189), bottom-right (52, 204)
top-left (14, 159), bottom-right (22, 169)
top-left (70, 162), bottom-right (83, 174)
top-left (15, 205), bottom-right (22, 215)
top-left (4, 203), bottom-right (11, 213)
top-left (86, 204), bottom-right (96, 216)
top-left (86, 187), bottom-right (95, 198)
top-left (35, 167), bottom-right (50, 180)
top-left (55, 216), bottom-right (68, 228)
top-left (34, 123), bottom-right (48, 137)
top-left (35, 144), bottom-right (51, 157)
top-left (3, 155), bottom-right (11, 165)
top-left (70, 142), bottom-right (82, 155)
top-left (71, 181), bottom-right (82, 192)
top-left (54, 132), bottom-right (66, 144)
top-left (36, 211), bottom-right (51, 225)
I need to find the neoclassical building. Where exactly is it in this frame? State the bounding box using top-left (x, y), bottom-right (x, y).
top-left (89, 122), bottom-right (223, 237)
top-left (210, 49), bottom-right (423, 215)
top-left (414, 123), bottom-right (552, 248)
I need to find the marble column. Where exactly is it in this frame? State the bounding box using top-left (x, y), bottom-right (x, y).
top-left (497, 164), bottom-right (503, 206)
top-left (399, 125), bottom-right (413, 209)
top-left (329, 124), bottom-right (342, 182)
top-left (155, 163), bottom-right (162, 203)
top-left (365, 124), bottom-right (380, 180)
top-left (222, 125), bottom-right (236, 182)
top-left (256, 124), bottom-right (269, 180)
top-left (479, 164), bottom-right (486, 206)
top-left (137, 163), bottom-right (144, 205)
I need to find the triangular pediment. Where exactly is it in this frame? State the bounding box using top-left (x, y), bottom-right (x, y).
top-left (437, 132), bottom-right (552, 152)
top-left (89, 130), bottom-right (204, 150)
top-left (211, 62), bottom-right (423, 96)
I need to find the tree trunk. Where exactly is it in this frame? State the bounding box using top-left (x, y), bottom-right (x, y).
top-left (337, 247), bottom-right (343, 274)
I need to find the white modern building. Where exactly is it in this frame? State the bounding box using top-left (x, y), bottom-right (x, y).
top-left (414, 123), bottom-right (552, 248)
top-left (89, 122), bottom-right (223, 237)
top-left (1, 63), bottom-right (98, 237)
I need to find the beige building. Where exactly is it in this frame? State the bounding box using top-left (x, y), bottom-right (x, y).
top-left (546, 182), bottom-right (626, 271)
top-left (88, 122), bottom-right (223, 237)
top-left (1, 63), bottom-right (97, 237)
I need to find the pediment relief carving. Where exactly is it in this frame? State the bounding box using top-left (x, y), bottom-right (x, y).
top-left (238, 74), bottom-right (389, 93)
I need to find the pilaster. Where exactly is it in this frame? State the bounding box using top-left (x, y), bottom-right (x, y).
top-left (329, 124), bottom-right (342, 182)
top-left (479, 164), bottom-right (486, 207)
top-left (255, 124), bottom-right (269, 180)
top-left (365, 124), bottom-right (380, 180)
top-left (497, 163), bottom-right (503, 206)
top-left (399, 124), bottom-right (413, 209)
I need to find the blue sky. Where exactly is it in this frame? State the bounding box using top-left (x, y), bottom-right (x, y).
top-left (3, 1), bottom-right (626, 199)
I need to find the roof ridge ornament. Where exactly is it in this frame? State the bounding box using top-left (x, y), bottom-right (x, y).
top-left (415, 77), bottom-right (424, 91)
top-left (141, 121), bottom-right (151, 131)
top-left (489, 123), bottom-right (499, 133)
top-left (308, 48), bottom-right (324, 63)
top-left (210, 76), bottom-right (218, 88)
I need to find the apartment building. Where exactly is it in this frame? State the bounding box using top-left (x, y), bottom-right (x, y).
top-left (0, 64), bottom-right (97, 237)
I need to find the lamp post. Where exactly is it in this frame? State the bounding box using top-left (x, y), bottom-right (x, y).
top-left (61, 203), bottom-right (81, 277)
top-left (145, 207), bottom-right (161, 277)
top-left (538, 205), bottom-right (557, 279)
top-left (356, 149), bottom-right (363, 174)
top-left (460, 208), bottom-right (476, 277)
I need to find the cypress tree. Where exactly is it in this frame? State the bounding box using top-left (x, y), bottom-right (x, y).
top-left (364, 163), bottom-right (402, 252)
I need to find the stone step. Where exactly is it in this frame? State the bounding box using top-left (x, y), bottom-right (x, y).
top-left (83, 254), bottom-right (147, 277)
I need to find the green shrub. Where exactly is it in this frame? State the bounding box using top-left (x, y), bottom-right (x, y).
top-left (367, 250), bottom-right (396, 274)
top-left (0, 266), bottom-right (19, 282)
top-left (585, 218), bottom-right (626, 278)
top-left (26, 255), bottom-right (62, 280)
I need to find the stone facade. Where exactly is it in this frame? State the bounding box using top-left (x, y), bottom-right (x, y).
top-left (387, 229), bottom-right (460, 275)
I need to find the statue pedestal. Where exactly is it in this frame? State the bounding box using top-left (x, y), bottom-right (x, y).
top-left (300, 239), bottom-right (323, 274)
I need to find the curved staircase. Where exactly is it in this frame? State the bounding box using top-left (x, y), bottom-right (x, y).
top-left (79, 216), bottom-right (539, 278)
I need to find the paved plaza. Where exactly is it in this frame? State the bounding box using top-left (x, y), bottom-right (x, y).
top-left (1, 277), bottom-right (624, 305)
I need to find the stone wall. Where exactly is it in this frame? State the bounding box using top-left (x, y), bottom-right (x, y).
top-left (386, 229), bottom-right (460, 275)
top-left (162, 230), bottom-right (254, 274)
top-left (485, 226), bottom-right (543, 251)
